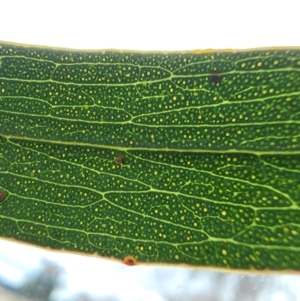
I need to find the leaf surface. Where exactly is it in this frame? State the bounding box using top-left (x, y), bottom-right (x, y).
top-left (0, 42), bottom-right (300, 271)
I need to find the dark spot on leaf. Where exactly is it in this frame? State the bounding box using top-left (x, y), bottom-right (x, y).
top-left (123, 256), bottom-right (137, 266)
top-left (210, 72), bottom-right (222, 86)
top-left (115, 155), bottom-right (125, 165)
top-left (0, 191), bottom-right (6, 203)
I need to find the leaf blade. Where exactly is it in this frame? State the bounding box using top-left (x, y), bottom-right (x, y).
top-left (0, 42), bottom-right (300, 271)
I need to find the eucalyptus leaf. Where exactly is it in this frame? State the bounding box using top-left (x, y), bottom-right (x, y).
top-left (0, 42), bottom-right (300, 271)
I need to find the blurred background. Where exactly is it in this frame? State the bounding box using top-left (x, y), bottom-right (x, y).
top-left (0, 239), bottom-right (299, 301)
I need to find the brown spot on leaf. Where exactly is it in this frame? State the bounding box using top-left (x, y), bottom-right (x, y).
top-left (0, 191), bottom-right (6, 203)
top-left (114, 155), bottom-right (125, 165)
top-left (210, 72), bottom-right (222, 86)
top-left (123, 256), bottom-right (137, 266)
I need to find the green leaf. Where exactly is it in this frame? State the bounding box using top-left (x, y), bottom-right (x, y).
top-left (0, 42), bottom-right (300, 271)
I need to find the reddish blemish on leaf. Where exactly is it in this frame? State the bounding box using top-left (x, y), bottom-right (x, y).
top-left (114, 155), bottom-right (125, 165)
top-left (0, 191), bottom-right (6, 203)
top-left (123, 256), bottom-right (137, 266)
top-left (210, 72), bottom-right (222, 86)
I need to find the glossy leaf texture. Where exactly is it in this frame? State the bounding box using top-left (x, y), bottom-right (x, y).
top-left (0, 42), bottom-right (300, 271)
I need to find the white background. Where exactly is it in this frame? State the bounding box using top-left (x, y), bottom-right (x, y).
top-left (0, 0), bottom-right (299, 50)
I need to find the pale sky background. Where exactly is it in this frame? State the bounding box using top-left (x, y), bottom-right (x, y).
top-left (0, 0), bottom-right (299, 50)
top-left (0, 0), bottom-right (300, 300)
